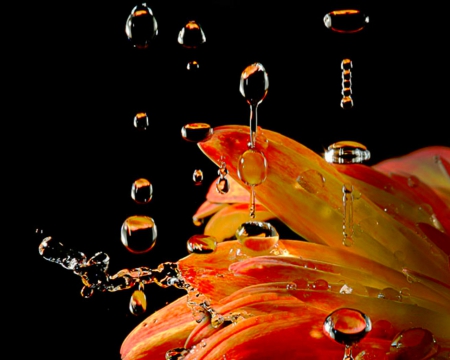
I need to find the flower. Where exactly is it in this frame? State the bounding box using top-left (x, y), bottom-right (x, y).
top-left (121, 125), bottom-right (450, 360)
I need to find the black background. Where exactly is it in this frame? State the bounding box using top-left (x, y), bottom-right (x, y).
top-left (20, 1), bottom-right (449, 359)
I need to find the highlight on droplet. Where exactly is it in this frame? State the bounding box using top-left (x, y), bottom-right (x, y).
top-left (323, 9), bottom-right (369, 34)
top-left (121, 215), bottom-right (157, 254)
top-left (131, 178), bottom-right (153, 204)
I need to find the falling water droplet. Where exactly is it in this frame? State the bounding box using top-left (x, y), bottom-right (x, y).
top-left (192, 169), bottom-right (203, 185)
top-left (235, 221), bottom-right (279, 253)
top-left (187, 234), bottom-right (217, 254)
top-left (216, 159), bottom-right (230, 194)
top-left (342, 183), bottom-right (354, 247)
top-left (323, 308), bottom-right (372, 360)
top-left (121, 215), bottom-right (157, 254)
top-left (187, 60), bottom-right (200, 71)
top-left (237, 149), bottom-right (267, 186)
top-left (181, 123), bottom-right (213, 142)
top-left (324, 141), bottom-right (371, 164)
top-left (341, 96), bottom-right (354, 110)
top-left (133, 112), bottom-right (149, 130)
top-left (131, 178), bottom-right (153, 204)
top-left (177, 20), bottom-right (206, 48)
top-left (130, 284), bottom-right (147, 316)
top-left (323, 9), bottom-right (369, 33)
top-left (125, 4), bottom-right (158, 49)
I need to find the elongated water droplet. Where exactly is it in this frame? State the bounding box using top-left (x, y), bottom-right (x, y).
top-left (177, 20), bottom-right (206, 48)
top-left (237, 149), bottom-right (267, 186)
top-left (192, 169), bottom-right (203, 185)
top-left (125, 4), bottom-right (158, 49)
top-left (342, 183), bottom-right (354, 247)
top-left (235, 221), bottom-right (279, 253)
top-left (324, 141), bottom-right (371, 164)
top-left (131, 178), bottom-right (153, 204)
top-left (323, 9), bottom-right (369, 34)
top-left (181, 123), bottom-right (213, 142)
top-left (130, 288), bottom-right (147, 315)
top-left (133, 112), bottom-right (149, 130)
top-left (187, 234), bottom-right (217, 254)
top-left (240, 63), bottom-right (269, 106)
top-left (121, 215), bottom-right (157, 254)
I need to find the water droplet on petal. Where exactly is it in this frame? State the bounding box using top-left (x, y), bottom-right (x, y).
top-left (187, 234), bottom-right (217, 254)
top-left (389, 328), bottom-right (439, 360)
top-left (239, 63), bottom-right (269, 106)
top-left (131, 178), bottom-right (153, 204)
top-left (324, 140), bottom-right (371, 164)
top-left (130, 288), bottom-right (147, 315)
top-left (237, 149), bottom-right (267, 186)
top-left (134, 112), bottom-right (149, 130)
top-left (177, 20), bottom-right (206, 48)
top-left (181, 123), bottom-right (213, 142)
top-left (323, 9), bottom-right (369, 34)
top-left (296, 169), bottom-right (326, 194)
top-left (378, 287), bottom-right (402, 301)
top-left (125, 4), bottom-right (158, 49)
top-left (192, 169), bottom-right (203, 185)
top-left (121, 215), bottom-right (157, 254)
top-left (235, 221), bottom-right (279, 253)
top-left (165, 348), bottom-right (189, 360)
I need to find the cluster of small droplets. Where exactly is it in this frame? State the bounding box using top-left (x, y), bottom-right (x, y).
top-left (216, 157), bottom-right (230, 194)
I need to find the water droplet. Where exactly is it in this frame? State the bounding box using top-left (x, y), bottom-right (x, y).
top-left (216, 176), bottom-right (230, 194)
top-left (312, 279), bottom-right (329, 290)
top-left (125, 4), bottom-right (158, 49)
top-left (323, 9), bottom-right (369, 33)
top-left (165, 347), bottom-right (189, 360)
top-left (177, 20), bottom-right (206, 48)
top-left (237, 149), bottom-right (267, 186)
top-left (324, 141), bottom-right (371, 164)
top-left (296, 169), bottom-right (326, 194)
top-left (187, 60), bottom-right (200, 71)
top-left (323, 308), bottom-right (372, 360)
top-left (133, 112), bottom-right (149, 130)
top-left (389, 328), bottom-right (439, 359)
top-left (130, 288), bottom-right (147, 315)
top-left (131, 178), bottom-right (153, 204)
top-left (342, 183), bottom-right (354, 247)
top-left (181, 123), bottom-right (213, 143)
top-left (121, 215), bottom-right (157, 254)
top-left (378, 287), bottom-right (402, 301)
top-left (341, 59), bottom-right (353, 70)
top-left (187, 234), bottom-right (217, 254)
top-left (192, 169), bottom-right (203, 185)
top-left (81, 286), bottom-right (94, 298)
top-left (341, 96), bottom-right (354, 110)
top-left (235, 221), bottom-right (279, 253)
top-left (239, 63), bottom-right (269, 106)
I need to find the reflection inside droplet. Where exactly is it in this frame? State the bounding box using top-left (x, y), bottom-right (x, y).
top-left (389, 327), bottom-right (439, 360)
top-left (323, 9), bottom-right (369, 33)
top-left (177, 20), bottom-right (206, 48)
top-left (235, 221), bottom-right (279, 253)
top-left (130, 287), bottom-right (147, 316)
top-left (121, 215), bottom-right (157, 254)
top-left (187, 234), bottom-right (217, 254)
top-left (181, 123), bottom-right (213, 142)
top-left (324, 141), bottom-right (371, 164)
top-left (237, 149), bottom-right (267, 186)
top-left (131, 178), bottom-right (153, 204)
top-left (239, 63), bottom-right (269, 106)
top-left (125, 4), bottom-right (159, 49)
top-left (193, 169), bottom-right (203, 185)
top-left (134, 112), bottom-right (149, 130)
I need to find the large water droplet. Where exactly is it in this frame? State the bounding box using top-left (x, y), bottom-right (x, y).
top-left (239, 63), bottom-right (269, 106)
top-left (130, 288), bottom-right (147, 315)
top-left (323, 9), bottom-right (369, 33)
top-left (235, 221), bottom-right (279, 253)
top-left (181, 123), bottom-right (213, 142)
top-left (237, 149), bottom-right (267, 186)
top-left (131, 178), bottom-right (153, 204)
top-left (125, 4), bottom-right (158, 49)
top-left (389, 327), bottom-right (439, 360)
top-left (177, 20), bottom-right (206, 48)
top-left (187, 234), bottom-right (217, 254)
top-left (324, 141), bottom-right (371, 164)
top-left (121, 215), bottom-right (157, 254)
top-left (134, 112), bottom-right (149, 130)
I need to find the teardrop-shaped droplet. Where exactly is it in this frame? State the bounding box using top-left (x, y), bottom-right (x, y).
top-left (181, 123), bottom-right (213, 142)
top-left (177, 20), bottom-right (206, 48)
top-left (192, 169), bottom-right (203, 185)
top-left (389, 328), bottom-right (439, 359)
top-left (323, 9), bottom-right (369, 34)
top-left (235, 221), bottom-right (279, 252)
top-left (187, 60), bottom-right (200, 71)
top-left (187, 234), bottom-right (217, 254)
top-left (324, 141), bottom-right (371, 164)
top-left (323, 308), bottom-right (372, 346)
top-left (129, 289), bottom-right (147, 315)
top-left (125, 4), bottom-right (158, 49)
top-left (239, 63), bottom-right (269, 106)
top-left (131, 178), bottom-right (153, 204)
top-left (216, 176), bottom-right (230, 194)
top-left (237, 149), bottom-right (267, 186)
top-left (134, 112), bottom-right (149, 130)
top-left (121, 215), bottom-right (157, 254)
